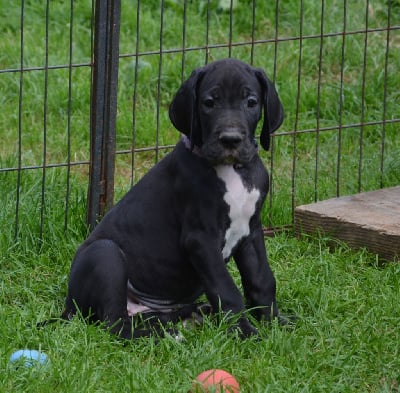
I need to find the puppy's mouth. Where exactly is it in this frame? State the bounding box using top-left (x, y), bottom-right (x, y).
top-left (200, 144), bottom-right (257, 166)
top-left (219, 151), bottom-right (247, 165)
top-left (220, 155), bottom-right (237, 165)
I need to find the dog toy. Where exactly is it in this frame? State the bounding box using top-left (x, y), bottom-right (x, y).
top-left (191, 369), bottom-right (240, 392)
top-left (9, 349), bottom-right (49, 367)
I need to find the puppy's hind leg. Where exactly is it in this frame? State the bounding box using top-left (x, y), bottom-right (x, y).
top-left (64, 239), bottom-right (150, 339)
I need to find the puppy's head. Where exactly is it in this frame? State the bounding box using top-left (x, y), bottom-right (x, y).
top-left (169, 58), bottom-right (284, 165)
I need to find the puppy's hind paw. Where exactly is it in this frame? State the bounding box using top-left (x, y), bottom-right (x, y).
top-left (276, 313), bottom-right (298, 328)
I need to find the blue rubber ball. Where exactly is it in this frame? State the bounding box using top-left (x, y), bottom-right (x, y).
top-left (9, 350), bottom-right (49, 367)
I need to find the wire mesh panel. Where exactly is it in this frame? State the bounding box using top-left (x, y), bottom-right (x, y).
top-left (0, 0), bottom-right (399, 246)
top-left (116, 0), bottom-right (400, 228)
top-left (0, 0), bottom-right (93, 246)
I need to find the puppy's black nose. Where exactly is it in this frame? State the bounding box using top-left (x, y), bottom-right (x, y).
top-left (219, 130), bottom-right (243, 149)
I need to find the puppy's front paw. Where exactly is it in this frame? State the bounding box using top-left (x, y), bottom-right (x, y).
top-left (231, 316), bottom-right (258, 339)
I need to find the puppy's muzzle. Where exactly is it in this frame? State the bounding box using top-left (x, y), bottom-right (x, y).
top-left (218, 128), bottom-right (244, 150)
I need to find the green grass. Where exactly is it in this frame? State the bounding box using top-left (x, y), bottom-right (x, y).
top-left (1, 229), bottom-right (400, 392)
top-left (1, 1), bottom-right (400, 392)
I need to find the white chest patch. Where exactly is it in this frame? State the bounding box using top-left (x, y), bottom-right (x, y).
top-left (215, 165), bottom-right (260, 259)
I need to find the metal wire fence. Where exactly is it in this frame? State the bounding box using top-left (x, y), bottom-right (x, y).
top-left (0, 0), bottom-right (399, 243)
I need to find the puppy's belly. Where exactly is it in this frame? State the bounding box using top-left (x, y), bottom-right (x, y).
top-left (127, 299), bottom-right (151, 316)
top-left (215, 165), bottom-right (260, 259)
top-left (126, 279), bottom-right (199, 316)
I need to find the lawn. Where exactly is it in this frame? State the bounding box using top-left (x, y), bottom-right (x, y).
top-left (1, 0), bottom-right (400, 392)
top-left (2, 229), bottom-right (400, 392)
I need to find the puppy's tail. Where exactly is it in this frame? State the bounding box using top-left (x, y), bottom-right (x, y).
top-left (36, 308), bottom-right (75, 329)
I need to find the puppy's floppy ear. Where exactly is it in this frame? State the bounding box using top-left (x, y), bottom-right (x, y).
top-left (255, 69), bottom-right (284, 151)
top-left (169, 67), bottom-right (206, 148)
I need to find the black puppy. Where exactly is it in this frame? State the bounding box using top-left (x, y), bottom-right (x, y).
top-left (63, 58), bottom-right (284, 338)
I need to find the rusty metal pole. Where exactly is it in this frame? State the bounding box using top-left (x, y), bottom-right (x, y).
top-left (87, 0), bottom-right (120, 230)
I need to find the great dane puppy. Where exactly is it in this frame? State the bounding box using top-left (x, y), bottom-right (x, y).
top-left (63, 58), bottom-right (284, 339)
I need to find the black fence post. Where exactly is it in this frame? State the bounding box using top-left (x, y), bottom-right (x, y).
top-left (87, 0), bottom-right (121, 230)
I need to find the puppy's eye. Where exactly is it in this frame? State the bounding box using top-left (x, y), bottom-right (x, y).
top-left (203, 98), bottom-right (214, 108)
top-left (247, 97), bottom-right (258, 108)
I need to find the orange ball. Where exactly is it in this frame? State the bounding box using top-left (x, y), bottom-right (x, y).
top-left (191, 369), bottom-right (240, 392)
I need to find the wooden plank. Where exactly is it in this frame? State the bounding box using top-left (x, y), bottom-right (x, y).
top-left (294, 186), bottom-right (400, 261)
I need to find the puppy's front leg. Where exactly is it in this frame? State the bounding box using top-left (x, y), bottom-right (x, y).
top-left (184, 232), bottom-right (258, 338)
top-left (233, 223), bottom-right (279, 322)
